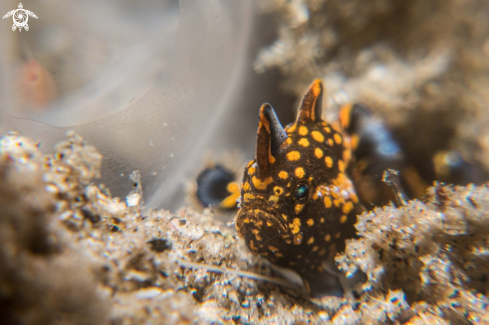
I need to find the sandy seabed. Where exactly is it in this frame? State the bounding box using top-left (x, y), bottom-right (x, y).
top-left (1, 128), bottom-right (489, 324)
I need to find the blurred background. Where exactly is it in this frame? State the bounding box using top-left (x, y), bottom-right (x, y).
top-left (2, 0), bottom-right (489, 210)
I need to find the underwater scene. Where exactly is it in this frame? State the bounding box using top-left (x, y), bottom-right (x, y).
top-left (2, 0), bottom-right (489, 324)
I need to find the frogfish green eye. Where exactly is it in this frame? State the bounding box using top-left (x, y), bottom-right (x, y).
top-left (294, 184), bottom-right (309, 202)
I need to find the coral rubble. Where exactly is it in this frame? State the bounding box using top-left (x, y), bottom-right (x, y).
top-left (337, 183), bottom-right (489, 323)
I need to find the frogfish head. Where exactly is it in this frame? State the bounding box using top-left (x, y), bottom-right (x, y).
top-left (236, 80), bottom-right (361, 282)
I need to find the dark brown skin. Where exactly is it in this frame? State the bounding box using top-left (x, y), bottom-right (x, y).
top-left (236, 80), bottom-right (364, 297)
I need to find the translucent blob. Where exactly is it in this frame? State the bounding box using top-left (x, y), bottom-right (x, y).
top-left (0, 0), bottom-right (254, 208)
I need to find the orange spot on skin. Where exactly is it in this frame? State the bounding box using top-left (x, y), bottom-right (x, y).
top-left (287, 124), bottom-right (297, 133)
top-left (334, 133), bottom-right (343, 144)
top-left (255, 219), bottom-right (263, 228)
top-left (243, 182), bottom-right (251, 191)
top-left (351, 134), bottom-right (360, 150)
top-left (311, 131), bottom-right (324, 142)
top-left (351, 193), bottom-right (359, 203)
top-left (250, 240), bottom-right (257, 250)
top-left (343, 144), bottom-right (352, 166)
top-left (342, 201), bottom-right (354, 214)
top-left (334, 199), bottom-right (342, 207)
top-left (315, 148), bottom-right (323, 158)
top-left (220, 181), bottom-right (240, 208)
top-left (324, 197), bottom-right (332, 208)
top-left (340, 215), bottom-right (348, 224)
top-left (299, 126), bottom-right (308, 135)
top-left (324, 126), bottom-right (331, 133)
top-left (298, 138), bottom-right (310, 147)
top-left (295, 203), bottom-right (305, 214)
top-left (259, 105), bottom-right (271, 133)
top-left (269, 245), bottom-right (278, 252)
top-left (274, 186), bottom-right (284, 196)
top-left (312, 79), bottom-right (322, 97)
top-left (307, 219), bottom-right (314, 226)
top-left (286, 138), bottom-right (293, 145)
top-left (269, 155), bottom-right (276, 163)
top-left (320, 218), bottom-right (325, 223)
top-left (325, 156), bottom-right (333, 168)
top-left (338, 160), bottom-right (345, 172)
top-left (330, 190), bottom-right (339, 199)
top-left (295, 167), bottom-right (305, 178)
top-left (243, 193), bottom-right (254, 202)
top-left (282, 214), bottom-right (288, 221)
top-left (339, 103), bottom-right (353, 129)
top-left (335, 232), bottom-right (341, 238)
top-left (328, 139), bottom-right (334, 146)
top-left (287, 151), bottom-right (301, 161)
top-left (252, 176), bottom-right (273, 190)
top-left (278, 171), bottom-right (288, 179)
top-left (312, 191), bottom-right (318, 200)
top-left (268, 195), bottom-right (279, 205)
top-left (289, 218), bottom-right (301, 234)
top-left (312, 246), bottom-right (319, 252)
top-left (307, 237), bottom-right (315, 245)
top-left (325, 234), bottom-right (331, 242)
top-left (248, 167), bottom-right (255, 175)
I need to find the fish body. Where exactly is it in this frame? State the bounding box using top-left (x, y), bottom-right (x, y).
top-left (236, 80), bottom-right (363, 297)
